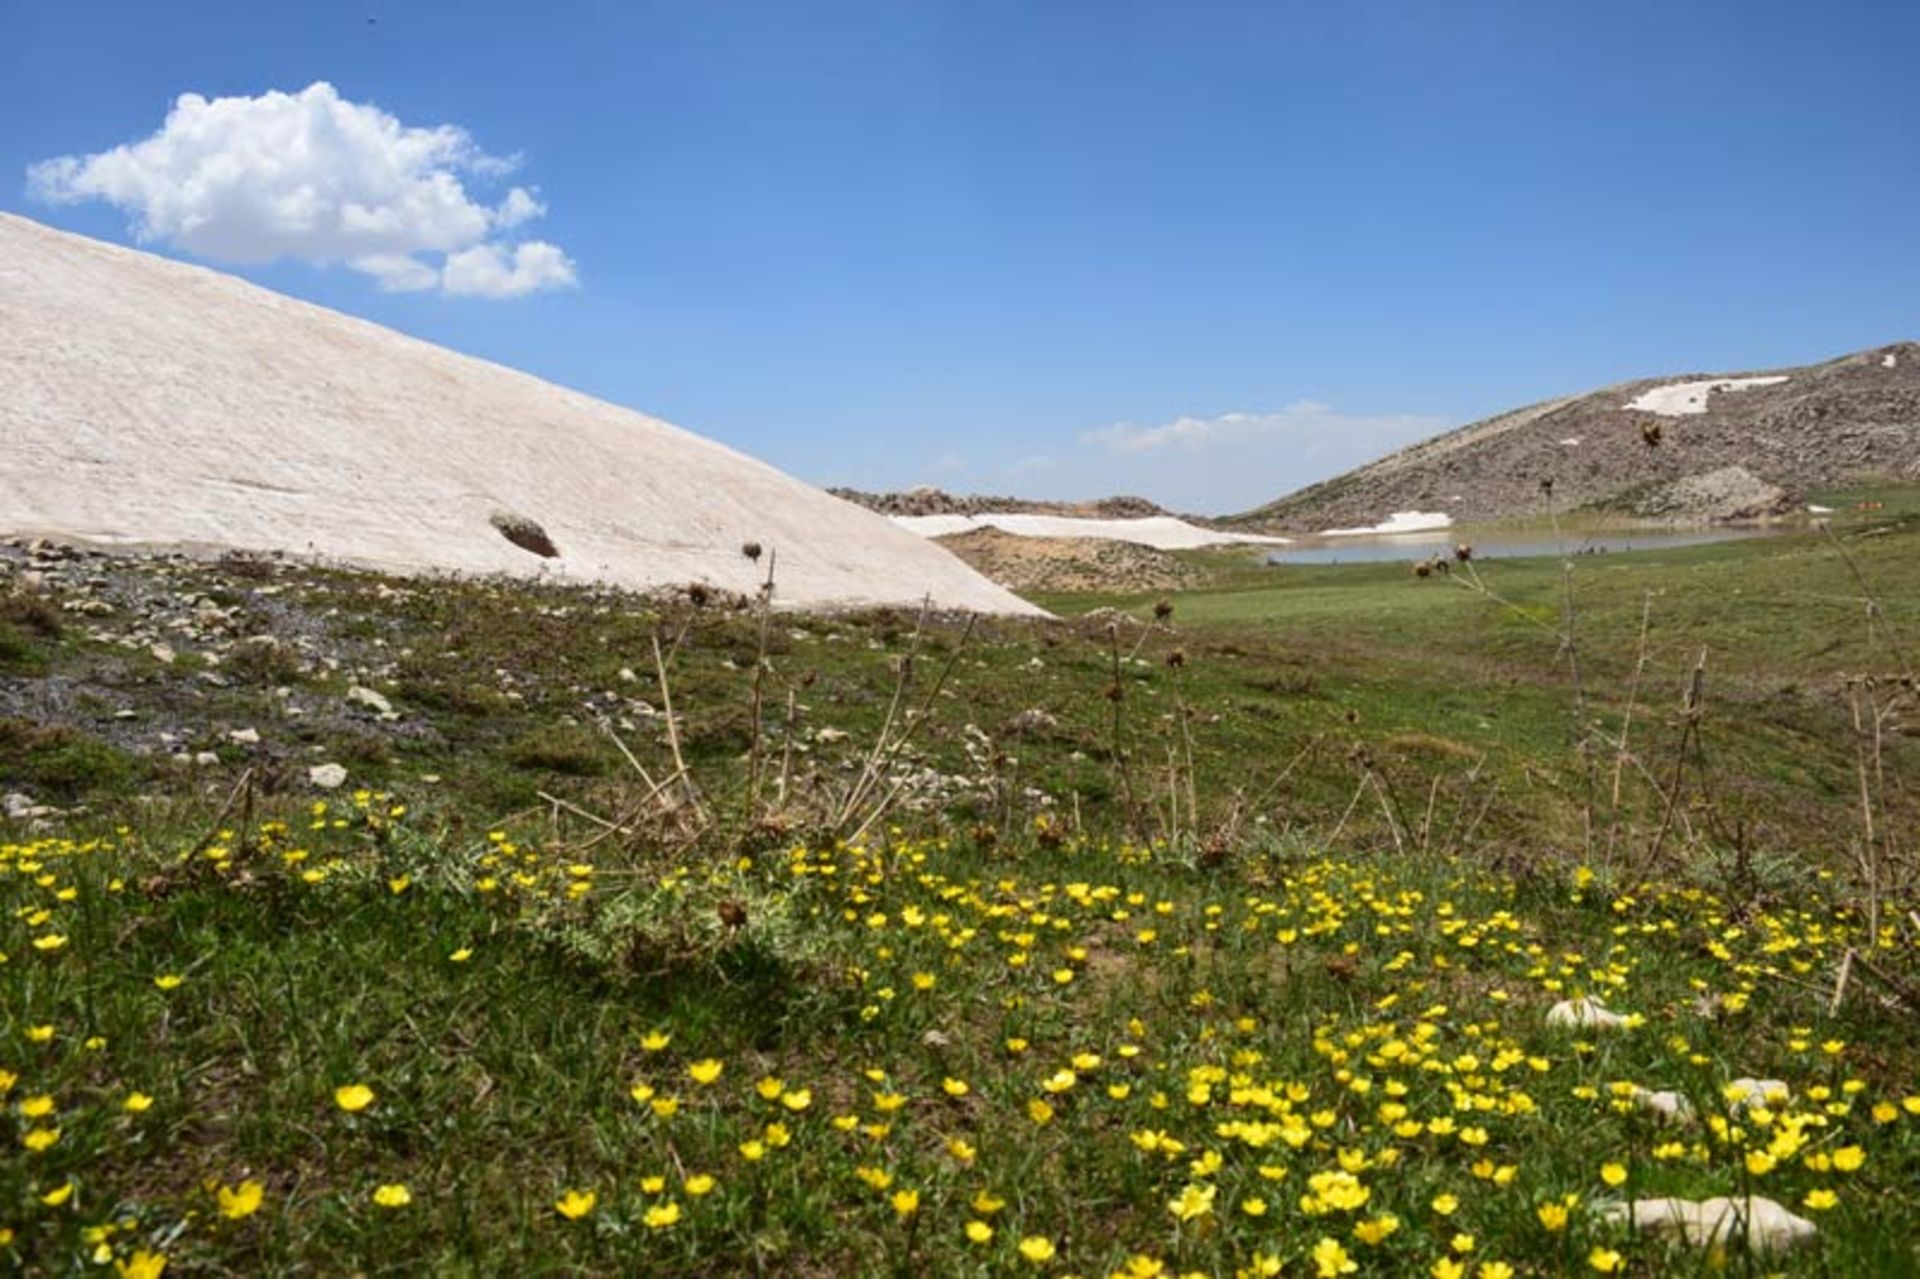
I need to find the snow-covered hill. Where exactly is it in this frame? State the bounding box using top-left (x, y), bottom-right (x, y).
top-left (0, 215), bottom-right (1039, 615)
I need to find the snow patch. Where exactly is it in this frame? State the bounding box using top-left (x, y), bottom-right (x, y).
top-left (1626, 376), bottom-right (1789, 417)
top-left (893, 513), bottom-right (1289, 550)
top-left (1321, 511), bottom-right (1453, 538)
top-left (1884, 353), bottom-right (1899, 368)
top-left (0, 214), bottom-right (1041, 616)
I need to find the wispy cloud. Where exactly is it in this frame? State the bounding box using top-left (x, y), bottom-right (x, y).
top-left (1067, 402), bottom-right (1450, 512)
top-left (29, 82), bottom-right (576, 298)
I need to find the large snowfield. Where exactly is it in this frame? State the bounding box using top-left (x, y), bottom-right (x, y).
top-left (893, 512), bottom-right (1290, 549)
top-left (0, 215), bottom-right (1040, 615)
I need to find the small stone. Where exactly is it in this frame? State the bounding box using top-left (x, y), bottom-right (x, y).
top-left (1546, 996), bottom-right (1628, 1030)
top-left (1725, 1078), bottom-right (1791, 1112)
top-left (346, 685), bottom-right (395, 717)
top-left (1601, 1196), bottom-right (1816, 1253)
top-left (1632, 1089), bottom-right (1695, 1123)
top-left (229, 727), bottom-right (261, 745)
top-left (193, 751), bottom-right (220, 767)
top-left (308, 763), bottom-right (349, 790)
top-left (150, 643), bottom-right (177, 664)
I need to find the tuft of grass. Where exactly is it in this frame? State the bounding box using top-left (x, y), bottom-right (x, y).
top-left (0, 718), bottom-right (136, 802)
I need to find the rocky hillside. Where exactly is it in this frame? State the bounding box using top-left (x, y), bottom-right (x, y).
top-left (1231, 343), bottom-right (1920, 530)
top-left (932, 527), bottom-right (1207, 595)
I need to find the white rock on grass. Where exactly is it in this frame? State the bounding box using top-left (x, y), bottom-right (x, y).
top-left (1546, 996), bottom-right (1629, 1030)
top-left (1631, 1088), bottom-right (1696, 1123)
top-left (346, 685), bottom-right (395, 718)
top-left (1602, 1196), bottom-right (1816, 1253)
top-left (229, 727), bottom-right (261, 745)
top-left (1724, 1078), bottom-right (1791, 1112)
top-left (308, 763), bottom-right (349, 790)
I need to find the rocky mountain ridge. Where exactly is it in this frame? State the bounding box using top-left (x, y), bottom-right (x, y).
top-left (1229, 343), bottom-right (1920, 530)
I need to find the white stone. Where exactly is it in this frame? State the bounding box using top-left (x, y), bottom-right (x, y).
top-left (308, 762), bottom-right (348, 790)
top-left (150, 642), bottom-right (176, 664)
top-left (1546, 996), bottom-right (1629, 1030)
top-left (1632, 1089), bottom-right (1695, 1123)
top-left (346, 685), bottom-right (394, 716)
top-left (1724, 1078), bottom-right (1790, 1112)
top-left (228, 727), bottom-right (261, 745)
top-left (1601, 1196), bottom-right (1816, 1253)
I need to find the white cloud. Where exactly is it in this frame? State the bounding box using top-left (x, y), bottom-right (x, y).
top-left (442, 240), bottom-right (578, 298)
top-left (28, 82), bottom-right (575, 298)
top-left (1069, 402), bottom-right (1452, 512)
top-left (1083, 401), bottom-right (1413, 454)
top-left (494, 186), bottom-right (546, 229)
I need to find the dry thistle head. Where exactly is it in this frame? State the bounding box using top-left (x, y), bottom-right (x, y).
top-left (1454, 543), bottom-right (1473, 563)
top-left (741, 541), bottom-right (763, 562)
top-left (686, 581), bottom-right (712, 608)
top-left (717, 898), bottom-right (748, 929)
top-left (1153, 598), bottom-right (1175, 621)
top-left (1641, 420), bottom-right (1663, 448)
top-left (1165, 648), bottom-right (1186, 669)
top-left (1539, 475), bottom-right (1555, 495)
top-left (1414, 560), bottom-right (1432, 579)
top-left (1104, 680), bottom-right (1124, 703)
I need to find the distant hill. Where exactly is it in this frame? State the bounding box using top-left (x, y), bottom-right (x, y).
top-left (830, 486), bottom-right (1169, 520)
top-left (1228, 344), bottom-right (1920, 531)
top-left (0, 215), bottom-right (1039, 615)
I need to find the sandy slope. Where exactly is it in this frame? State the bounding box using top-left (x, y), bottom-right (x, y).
top-left (0, 215), bottom-right (1039, 615)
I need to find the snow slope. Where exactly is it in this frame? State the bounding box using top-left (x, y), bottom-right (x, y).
top-left (0, 214), bottom-right (1040, 615)
top-left (893, 513), bottom-right (1289, 549)
top-left (1321, 511), bottom-right (1453, 537)
top-left (1626, 377), bottom-right (1790, 416)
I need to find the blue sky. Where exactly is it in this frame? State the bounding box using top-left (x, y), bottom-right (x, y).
top-left (6, 1), bottom-right (1917, 512)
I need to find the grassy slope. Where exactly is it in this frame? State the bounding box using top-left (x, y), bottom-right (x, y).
top-left (3, 491), bottom-right (1919, 1275)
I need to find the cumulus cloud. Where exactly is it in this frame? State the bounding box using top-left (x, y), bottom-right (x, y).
top-left (442, 241), bottom-right (578, 298)
top-left (27, 82), bottom-right (575, 298)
